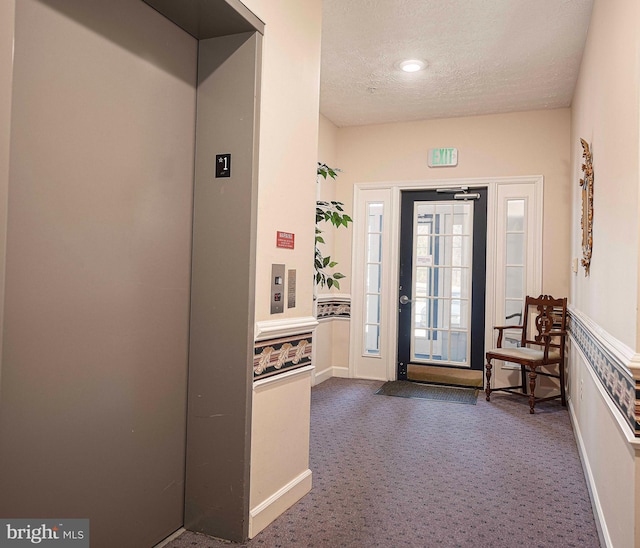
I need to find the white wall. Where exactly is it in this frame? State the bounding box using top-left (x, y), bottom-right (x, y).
top-left (569, 0), bottom-right (640, 546)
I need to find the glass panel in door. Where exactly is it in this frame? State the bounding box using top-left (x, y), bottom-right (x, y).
top-left (412, 201), bottom-right (473, 366)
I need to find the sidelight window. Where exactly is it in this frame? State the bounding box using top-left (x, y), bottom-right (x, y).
top-left (503, 199), bottom-right (526, 348)
top-left (364, 202), bottom-right (383, 355)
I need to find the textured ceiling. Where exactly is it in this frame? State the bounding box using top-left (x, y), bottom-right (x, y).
top-left (320, 0), bottom-right (594, 127)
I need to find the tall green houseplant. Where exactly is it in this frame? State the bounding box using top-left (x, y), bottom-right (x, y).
top-left (315, 163), bottom-right (352, 290)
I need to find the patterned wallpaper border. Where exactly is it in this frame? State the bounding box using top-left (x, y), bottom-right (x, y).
top-left (316, 296), bottom-right (351, 320)
top-left (568, 311), bottom-right (638, 434)
top-left (254, 332), bottom-right (313, 381)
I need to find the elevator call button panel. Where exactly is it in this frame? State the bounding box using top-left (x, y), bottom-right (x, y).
top-left (271, 264), bottom-right (285, 314)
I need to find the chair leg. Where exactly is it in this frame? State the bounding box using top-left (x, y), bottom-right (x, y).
top-left (520, 365), bottom-right (527, 395)
top-left (485, 359), bottom-right (492, 401)
top-left (528, 368), bottom-right (538, 414)
top-left (559, 360), bottom-right (567, 407)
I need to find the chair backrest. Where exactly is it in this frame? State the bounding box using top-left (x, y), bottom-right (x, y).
top-left (520, 295), bottom-right (568, 348)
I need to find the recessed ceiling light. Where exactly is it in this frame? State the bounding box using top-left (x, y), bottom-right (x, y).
top-left (400, 59), bottom-right (426, 73)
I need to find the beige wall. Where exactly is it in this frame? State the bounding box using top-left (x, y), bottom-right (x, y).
top-left (242, 0), bottom-right (323, 323)
top-left (239, 0), bottom-right (322, 537)
top-left (251, 374), bottom-right (311, 506)
top-left (331, 109), bottom-right (572, 300)
top-left (568, 0), bottom-right (640, 546)
top-left (331, 320), bottom-right (350, 372)
top-left (316, 115), bottom-right (351, 378)
top-left (570, 0), bottom-right (640, 349)
top-left (318, 113), bottom-right (339, 169)
top-left (0, 0), bottom-right (14, 386)
top-left (313, 321), bottom-right (333, 383)
top-left (250, 370), bottom-right (313, 536)
top-left (317, 114), bottom-right (340, 292)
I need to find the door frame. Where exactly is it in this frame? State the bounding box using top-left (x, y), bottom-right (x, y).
top-left (349, 176), bottom-right (543, 381)
top-left (397, 188), bottom-right (488, 376)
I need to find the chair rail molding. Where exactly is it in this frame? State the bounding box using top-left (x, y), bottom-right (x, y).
top-left (255, 316), bottom-right (318, 341)
top-left (568, 306), bottom-right (640, 439)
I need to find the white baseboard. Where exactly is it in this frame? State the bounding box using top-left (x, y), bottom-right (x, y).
top-left (313, 367), bottom-right (333, 385)
top-left (568, 398), bottom-right (611, 548)
top-left (332, 366), bottom-right (350, 378)
top-left (249, 469), bottom-right (312, 539)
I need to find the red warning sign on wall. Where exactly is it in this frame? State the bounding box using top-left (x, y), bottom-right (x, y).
top-left (276, 231), bottom-right (295, 249)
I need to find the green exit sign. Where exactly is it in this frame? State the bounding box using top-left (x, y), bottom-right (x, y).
top-left (428, 147), bottom-right (458, 167)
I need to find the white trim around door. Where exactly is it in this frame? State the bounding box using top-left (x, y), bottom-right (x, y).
top-left (349, 176), bottom-right (543, 382)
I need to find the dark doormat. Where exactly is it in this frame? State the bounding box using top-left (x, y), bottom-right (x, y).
top-left (375, 380), bottom-right (478, 405)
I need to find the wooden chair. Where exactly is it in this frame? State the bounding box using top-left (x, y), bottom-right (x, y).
top-left (485, 295), bottom-right (567, 413)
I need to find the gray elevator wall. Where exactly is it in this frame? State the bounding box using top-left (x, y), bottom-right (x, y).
top-left (0, 1), bottom-right (197, 546)
top-left (184, 32), bottom-right (261, 542)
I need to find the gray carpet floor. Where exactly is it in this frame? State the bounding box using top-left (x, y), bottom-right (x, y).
top-left (167, 377), bottom-right (601, 547)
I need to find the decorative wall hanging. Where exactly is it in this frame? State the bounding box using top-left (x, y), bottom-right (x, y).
top-left (579, 138), bottom-right (594, 275)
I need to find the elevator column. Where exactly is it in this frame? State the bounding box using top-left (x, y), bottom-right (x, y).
top-left (144, 0), bottom-right (264, 542)
top-left (185, 31), bottom-right (261, 542)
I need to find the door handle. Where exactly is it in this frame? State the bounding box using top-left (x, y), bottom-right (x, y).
top-left (399, 295), bottom-right (412, 305)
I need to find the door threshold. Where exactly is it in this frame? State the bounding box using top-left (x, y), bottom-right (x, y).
top-left (407, 364), bottom-right (483, 388)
